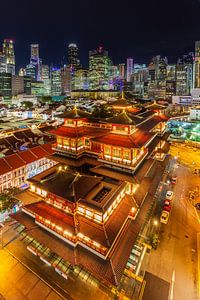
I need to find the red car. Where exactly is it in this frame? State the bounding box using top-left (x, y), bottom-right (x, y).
top-left (164, 199), bottom-right (172, 206)
top-left (163, 204), bottom-right (172, 212)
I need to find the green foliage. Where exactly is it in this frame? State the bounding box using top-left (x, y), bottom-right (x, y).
top-left (21, 101), bottom-right (33, 109)
top-left (0, 187), bottom-right (20, 213)
top-left (92, 105), bottom-right (113, 118)
top-left (40, 96), bottom-right (53, 104)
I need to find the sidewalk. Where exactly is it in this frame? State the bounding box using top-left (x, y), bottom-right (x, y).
top-left (197, 233), bottom-right (200, 299)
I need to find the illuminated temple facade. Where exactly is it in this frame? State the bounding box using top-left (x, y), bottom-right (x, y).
top-left (50, 106), bottom-right (167, 172)
top-left (16, 164), bottom-right (138, 285)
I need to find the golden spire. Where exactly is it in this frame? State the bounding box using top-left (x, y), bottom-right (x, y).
top-left (122, 90), bottom-right (125, 100)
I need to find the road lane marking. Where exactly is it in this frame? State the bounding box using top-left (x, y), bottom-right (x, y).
top-left (169, 270), bottom-right (175, 300)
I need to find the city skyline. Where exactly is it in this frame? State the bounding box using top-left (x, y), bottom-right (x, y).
top-left (1, 0), bottom-right (200, 69)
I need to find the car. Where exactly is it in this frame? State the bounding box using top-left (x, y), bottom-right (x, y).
top-left (160, 210), bottom-right (169, 224)
top-left (163, 205), bottom-right (172, 212)
top-left (166, 190), bottom-right (173, 200)
top-left (164, 200), bottom-right (172, 206)
top-left (171, 177), bottom-right (177, 184)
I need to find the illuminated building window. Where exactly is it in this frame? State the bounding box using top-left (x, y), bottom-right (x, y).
top-left (85, 209), bottom-right (93, 218)
top-left (105, 146), bottom-right (111, 154)
top-left (123, 150), bottom-right (131, 160)
top-left (63, 139), bottom-right (69, 146)
top-left (78, 206), bottom-right (85, 214)
top-left (71, 139), bottom-right (76, 147)
top-left (94, 213), bottom-right (102, 222)
top-left (77, 139), bottom-right (83, 147)
top-left (112, 148), bottom-right (121, 158)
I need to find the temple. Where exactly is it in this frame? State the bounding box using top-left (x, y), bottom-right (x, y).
top-left (11, 100), bottom-right (169, 287)
top-left (50, 104), bottom-right (168, 172)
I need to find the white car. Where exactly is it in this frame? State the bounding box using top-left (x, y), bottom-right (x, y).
top-left (166, 190), bottom-right (173, 200)
top-left (160, 210), bottom-right (169, 224)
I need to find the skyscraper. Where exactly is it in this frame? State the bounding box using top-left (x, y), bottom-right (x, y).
top-left (30, 44), bottom-right (41, 80)
top-left (11, 75), bottom-right (24, 96)
top-left (118, 63), bottom-right (125, 79)
top-left (31, 44), bottom-right (39, 61)
top-left (68, 43), bottom-right (80, 68)
top-left (0, 53), bottom-right (6, 73)
top-left (61, 66), bottom-right (72, 95)
top-left (89, 46), bottom-right (112, 90)
top-left (2, 39), bottom-right (15, 75)
top-left (194, 41), bottom-right (200, 88)
top-left (126, 58), bottom-right (133, 82)
top-left (176, 53), bottom-right (194, 96)
top-left (0, 72), bottom-right (12, 99)
top-left (41, 65), bottom-right (51, 95)
top-left (51, 67), bottom-right (61, 96)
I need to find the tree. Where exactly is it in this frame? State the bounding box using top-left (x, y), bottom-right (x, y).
top-left (40, 96), bottom-right (53, 104)
top-left (0, 187), bottom-right (20, 213)
top-left (21, 101), bottom-right (33, 110)
top-left (92, 105), bottom-right (113, 118)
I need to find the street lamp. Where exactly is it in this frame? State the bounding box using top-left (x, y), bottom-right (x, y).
top-left (153, 220), bottom-right (158, 226)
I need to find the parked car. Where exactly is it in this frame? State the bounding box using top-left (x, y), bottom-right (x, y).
top-left (164, 200), bottom-right (172, 206)
top-left (163, 204), bottom-right (172, 212)
top-left (160, 210), bottom-right (170, 224)
top-left (166, 190), bottom-right (173, 200)
top-left (171, 177), bottom-right (177, 184)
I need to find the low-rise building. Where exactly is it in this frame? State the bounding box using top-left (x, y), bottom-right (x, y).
top-left (0, 144), bottom-right (57, 192)
top-left (190, 107), bottom-right (200, 120)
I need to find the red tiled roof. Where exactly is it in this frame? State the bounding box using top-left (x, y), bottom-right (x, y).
top-left (29, 145), bottom-right (51, 159)
top-left (50, 126), bottom-right (108, 139)
top-left (40, 143), bottom-right (54, 154)
top-left (0, 144), bottom-right (54, 176)
top-left (92, 129), bottom-right (154, 148)
top-left (17, 150), bottom-right (38, 164)
top-left (138, 115), bottom-right (168, 131)
top-left (0, 159), bottom-right (12, 175)
top-left (5, 154), bottom-right (25, 170)
top-left (77, 246), bottom-right (117, 286)
top-left (11, 211), bottom-right (76, 265)
top-left (25, 201), bottom-right (76, 235)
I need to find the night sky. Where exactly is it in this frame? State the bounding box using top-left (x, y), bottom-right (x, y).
top-left (1, 0), bottom-right (200, 70)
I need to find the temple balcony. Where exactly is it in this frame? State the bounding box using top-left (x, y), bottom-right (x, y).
top-left (52, 144), bottom-right (86, 156)
top-left (98, 149), bottom-right (148, 171)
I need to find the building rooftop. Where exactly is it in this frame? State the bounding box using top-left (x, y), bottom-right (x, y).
top-left (106, 111), bottom-right (134, 125)
top-left (29, 165), bottom-right (104, 203)
top-left (92, 129), bottom-right (154, 148)
top-left (59, 107), bottom-right (92, 119)
top-left (50, 126), bottom-right (109, 139)
top-left (0, 144), bottom-right (54, 176)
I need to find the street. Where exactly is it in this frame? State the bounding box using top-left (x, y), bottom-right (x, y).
top-left (169, 143), bottom-right (200, 170)
top-left (143, 165), bottom-right (200, 300)
top-left (0, 248), bottom-right (64, 300)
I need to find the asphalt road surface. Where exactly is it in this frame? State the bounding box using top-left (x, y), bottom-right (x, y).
top-left (143, 164), bottom-right (200, 300)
